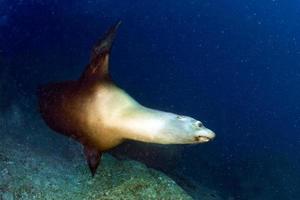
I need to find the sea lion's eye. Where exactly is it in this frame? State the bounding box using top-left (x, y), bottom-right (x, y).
top-left (195, 121), bottom-right (203, 128)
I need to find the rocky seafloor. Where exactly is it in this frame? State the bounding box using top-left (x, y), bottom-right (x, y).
top-left (0, 104), bottom-right (224, 200)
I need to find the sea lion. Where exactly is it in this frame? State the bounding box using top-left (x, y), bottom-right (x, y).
top-left (37, 21), bottom-right (215, 176)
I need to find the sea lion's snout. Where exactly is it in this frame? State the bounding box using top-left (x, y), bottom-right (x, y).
top-left (194, 129), bottom-right (215, 143)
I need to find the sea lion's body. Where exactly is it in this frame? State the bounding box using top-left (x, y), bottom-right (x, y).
top-left (39, 80), bottom-right (128, 151)
top-left (38, 21), bottom-right (215, 176)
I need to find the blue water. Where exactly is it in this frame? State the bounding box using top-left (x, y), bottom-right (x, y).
top-left (1, 0), bottom-right (299, 199)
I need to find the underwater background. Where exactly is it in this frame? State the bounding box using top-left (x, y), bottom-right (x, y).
top-left (0, 0), bottom-right (299, 199)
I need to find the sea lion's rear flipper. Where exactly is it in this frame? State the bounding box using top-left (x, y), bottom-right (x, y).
top-left (84, 146), bottom-right (102, 177)
top-left (80, 21), bottom-right (122, 81)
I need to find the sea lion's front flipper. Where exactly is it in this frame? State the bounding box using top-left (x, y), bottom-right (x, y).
top-left (84, 146), bottom-right (102, 177)
top-left (80, 21), bottom-right (122, 81)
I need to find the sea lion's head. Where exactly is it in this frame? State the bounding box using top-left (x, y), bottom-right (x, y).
top-left (158, 114), bottom-right (215, 144)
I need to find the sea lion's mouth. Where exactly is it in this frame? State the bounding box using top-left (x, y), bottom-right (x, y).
top-left (194, 136), bottom-right (212, 143)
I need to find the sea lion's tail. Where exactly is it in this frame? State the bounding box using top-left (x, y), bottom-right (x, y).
top-left (80, 20), bottom-right (122, 82)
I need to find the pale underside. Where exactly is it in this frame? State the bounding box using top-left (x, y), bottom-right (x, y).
top-left (82, 82), bottom-right (176, 151)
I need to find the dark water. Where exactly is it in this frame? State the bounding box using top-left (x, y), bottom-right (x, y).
top-left (1, 0), bottom-right (299, 199)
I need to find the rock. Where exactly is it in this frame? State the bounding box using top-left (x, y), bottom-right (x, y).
top-left (1, 192), bottom-right (14, 200)
top-left (0, 135), bottom-right (192, 200)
